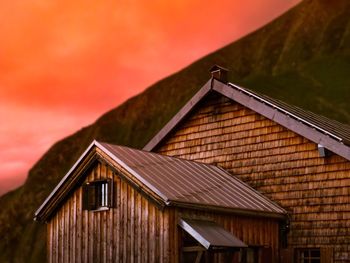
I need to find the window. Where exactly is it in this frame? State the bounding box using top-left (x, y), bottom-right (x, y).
top-left (240, 247), bottom-right (259, 263)
top-left (296, 248), bottom-right (320, 263)
top-left (82, 179), bottom-right (113, 211)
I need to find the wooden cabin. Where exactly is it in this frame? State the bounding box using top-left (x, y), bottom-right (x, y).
top-left (35, 66), bottom-right (350, 262)
top-left (143, 67), bottom-right (350, 263)
top-left (35, 141), bottom-right (287, 263)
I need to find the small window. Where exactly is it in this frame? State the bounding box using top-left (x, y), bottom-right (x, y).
top-left (240, 247), bottom-right (259, 263)
top-left (296, 248), bottom-right (320, 263)
top-left (82, 179), bottom-right (113, 211)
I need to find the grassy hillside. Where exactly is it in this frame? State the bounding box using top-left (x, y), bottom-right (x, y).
top-left (1, 0), bottom-right (350, 261)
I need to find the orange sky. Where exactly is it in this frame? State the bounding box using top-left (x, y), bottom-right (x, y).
top-left (0, 0), bottom-right (301, 195)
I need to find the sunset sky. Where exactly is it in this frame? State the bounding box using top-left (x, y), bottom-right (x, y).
top-left (0, 0), bottom-right (301, 195)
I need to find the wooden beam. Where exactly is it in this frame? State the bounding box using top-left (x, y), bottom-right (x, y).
top-left (182, 246), bottom-right (206, 252)
top-left (195, 251), bottom-right (204, 263)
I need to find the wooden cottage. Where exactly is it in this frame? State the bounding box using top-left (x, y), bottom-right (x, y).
top-left (35, 66), bottom-right (350, 262)
top-left (143, 67), bottom-right (350, 263)
top-left (35, 141), bottom-right (287, 263)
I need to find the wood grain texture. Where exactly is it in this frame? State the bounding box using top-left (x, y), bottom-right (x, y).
top-left (157, 94), bottom-right (350, 263)
top-left (47, 162), bottom-right (172, 263)
top-left (47, 159), bottom-right (280, 262)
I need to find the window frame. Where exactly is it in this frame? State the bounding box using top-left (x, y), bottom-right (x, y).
top-left (296, 248), bottom-right (321, 263)
top-left (82, 178), bottom-right (113, 211)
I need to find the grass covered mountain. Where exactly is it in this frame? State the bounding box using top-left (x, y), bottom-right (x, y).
top-left (1, 0), bottom-right (350, 261)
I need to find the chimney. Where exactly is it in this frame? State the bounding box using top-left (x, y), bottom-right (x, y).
top-left (210, 65), bottom-right (229, 83)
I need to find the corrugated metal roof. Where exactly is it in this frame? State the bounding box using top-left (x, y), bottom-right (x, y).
top-left (228, 83), bottom-right (350, 145)
top-left (178, 218), bottom-right (247, 249)
top-left (100, 142), bottom-right (286, 216)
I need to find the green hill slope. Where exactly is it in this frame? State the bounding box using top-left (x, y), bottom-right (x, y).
top-left (1, 0), bottom-right (350, 261)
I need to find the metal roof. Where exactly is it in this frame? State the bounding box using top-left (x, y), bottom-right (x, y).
top-left (100, 142), bottom-right (286, 216)
top-left (34, 140), bottom-right (287, 221)
top-left (228, 83), bottom-right (350, 145)
top-left (144, 78), bottom-right (350, 161)
top-left (178, 218), bottom-right (247, 249)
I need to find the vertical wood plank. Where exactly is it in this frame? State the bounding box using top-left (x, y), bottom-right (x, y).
top-left (130, 186), bottom-right (135, 263)
top-left (76, 188), bottom-right (82, 263)
top-left (101, 164), bottom-right (107, 263)
top-left (107, 167), bottom-right (113, 262)
top-left (163, 209), bottom-right (170, 263)
top-left (149, 204), bottom-right (155, 263)
top-left (155, 208), bottom-right (160, 263)
top-left (60, 208), bottom-right (65, 263)
top-left (71, 191), bottom-right (76, 263)
top-left (142, 197), bottom-right (149, 262)
top-left (82, 198), bottom-right (88, 263)
top-left (114, 176), bottom-right (121, 261)
top-left (136, 192), bottom-right (142, 263)
top-left (174, 209), bottom-right (179, 263)
top-left (61, 206), bottom-right (65, 263)
top-left (88, 168), bottom-right (95, 263)
top-left (159, 208), bottom-right (164, 263)
top-left (126, 185), bottom-right (131, 262)
top-left (50, 217), bottom-right (53, 263)
top-left (170, 209), bottom-right (176, 263)
top-left (47, 221), bottom-right (52, 263)
top-left (55, 212), bottom-right (59, 263)
top-left (66, 199), bottom-right (70, 263)
top-left (122, 180), bottom-right (127, 262)
top-left (49, 220), bottom-right (53, 263)
top-left (95, 164), bottom-right (101, 263)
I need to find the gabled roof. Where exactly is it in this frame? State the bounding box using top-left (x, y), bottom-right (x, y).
top-left (143, 78), bottom-right (350, 161)
top-left (35, 141), bottom-right (287, 222)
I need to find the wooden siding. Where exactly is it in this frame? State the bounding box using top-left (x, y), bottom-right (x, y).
top-left (47, 162), bottom-right (173, 263)
top-left (156, 94), bottom-right (350, 263)
top-left (47, 158), bottom-right (281, 262)
top-left (176, 208), bottom-right (280, 263)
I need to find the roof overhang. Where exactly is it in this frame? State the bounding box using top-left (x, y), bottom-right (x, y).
top-left (143, 78), bottom-right (350, 161)
top-left (35, 140), bottom-right (287, 223)
top-left (178, 218), bottom-right (247, 249)
top-left (34, 141), bottom-right (168, 222)
top-left (169, 200), bottom-right (287, 220)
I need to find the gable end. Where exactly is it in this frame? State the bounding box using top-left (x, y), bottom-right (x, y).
top-left (144, 78), bottom-right (350, 161)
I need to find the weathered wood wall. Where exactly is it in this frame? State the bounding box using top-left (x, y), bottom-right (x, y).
top-left (47, 162), bottom-right (173, 263)
top-left (47, 159), bottom-right (281, 262)
top-left (176, 208), bottom-right (280, 263)
top-left (156, 94), bottom-right (350, 263)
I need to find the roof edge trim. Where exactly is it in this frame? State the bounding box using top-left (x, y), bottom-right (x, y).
top-left (178, 218), bottom-right (211, 249)
top-left (144, 78), bottom-right (350, 161)
top-left (228, 83), bottom-right (343, 142)
top-left (34, 140), bottom-right (99, 221)
top-left (169, 200), bottom-right (287, 220)
top-left (143, 79), bottom-right (213, 151)
top-left (34, 140), bottom-right (171, 222)
top-left (214, 82), bottom-right (350, 161)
